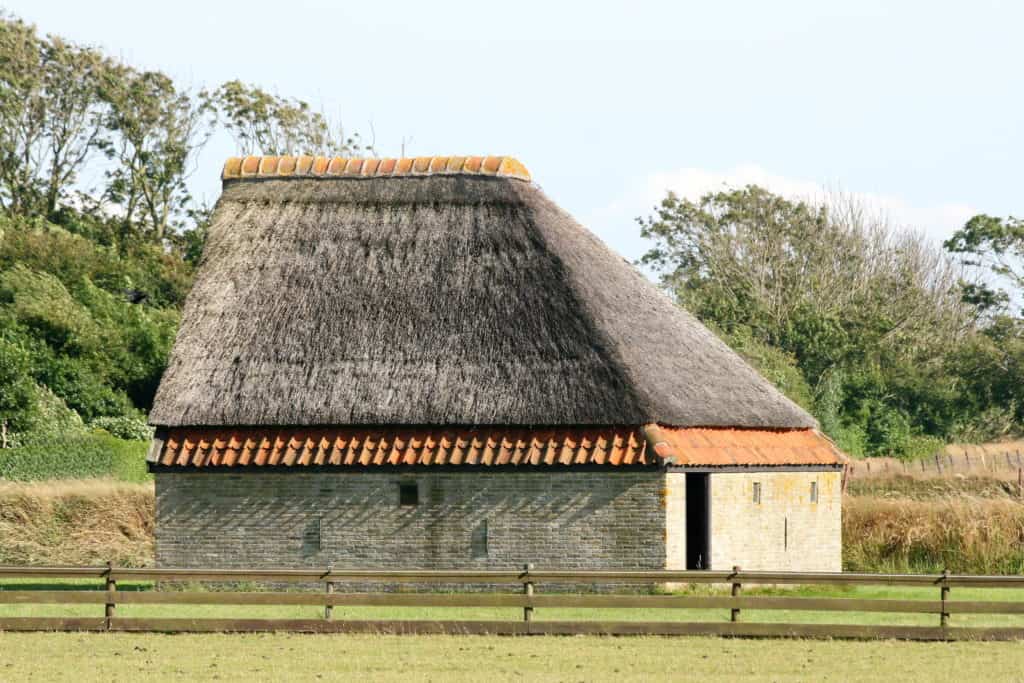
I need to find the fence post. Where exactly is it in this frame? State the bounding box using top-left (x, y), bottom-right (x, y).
top-left (105, 560), bottom-right (116, 630)
top-left (730, 566), bottom-right (742, 622)
top-left (940, 568), bottom-right (950, 628)
top-left (522, 563), bottom-right (534, 624)
top-left (324, 565), bottom-right (334, 620)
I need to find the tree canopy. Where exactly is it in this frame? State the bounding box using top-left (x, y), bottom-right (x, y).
top-left (641, 187), bottom-right (1022, 457)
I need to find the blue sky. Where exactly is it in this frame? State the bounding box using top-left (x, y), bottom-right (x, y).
top-left (9, 0), bottom-right (1022, 260)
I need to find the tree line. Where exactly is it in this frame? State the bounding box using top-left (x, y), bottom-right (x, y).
top-left (641, 187), bottom-right (1023, 457)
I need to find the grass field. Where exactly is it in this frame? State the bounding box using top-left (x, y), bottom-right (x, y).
top-left (0, 631), bottom-right (1023, 682)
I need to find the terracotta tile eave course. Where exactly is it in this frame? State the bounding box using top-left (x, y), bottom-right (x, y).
top-left (155, 425), bottom-right (847, 469)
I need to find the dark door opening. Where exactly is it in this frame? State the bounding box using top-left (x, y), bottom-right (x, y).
top-left (686, 473), bottom-right (711, 570)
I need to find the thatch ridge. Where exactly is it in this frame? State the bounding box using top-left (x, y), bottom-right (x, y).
top-left (149, 175), bottom-right (815, 429)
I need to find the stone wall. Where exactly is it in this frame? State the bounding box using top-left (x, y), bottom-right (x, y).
top-left (706, 471), bottom-right (842, 572)
top-left (664, 472), bottom-right (687, 570)
top-left (155, 470), bottom-right (666, 572)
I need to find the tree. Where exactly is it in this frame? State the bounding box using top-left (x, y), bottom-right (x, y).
top-left (39, 36), bottom-right (110, 216)
top-left (944, 214), bottom-right (1024, 315)
top-left (640, 187), bottom-right (968, 374)
top-left (0, 16), bottom-right (111, 217)
top-left (99, 65), bottom-right (213, 242)
top-left (0, 16), bottom-right (47, 215)
top-left (207, 80), bottom-right (373, 156)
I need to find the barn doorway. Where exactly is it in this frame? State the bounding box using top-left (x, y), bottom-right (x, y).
top-left (686, 473), bottom-right (711, 570)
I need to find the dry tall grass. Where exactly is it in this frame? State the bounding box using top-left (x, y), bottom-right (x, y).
top-left (0, 480), bottom-right (153, 566)
top-left (844, 492), bottom-right (1024, 574)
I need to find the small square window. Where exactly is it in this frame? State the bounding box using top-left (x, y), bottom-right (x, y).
top-left (399, 482), bottom-right (419, 506)
top-left (752, 482), bottom-right (762, 504)
top-left (810, 481), bottom-right (818, 503)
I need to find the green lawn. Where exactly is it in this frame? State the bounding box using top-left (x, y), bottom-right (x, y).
top-left (1, 632), bottom-right (1023, 682)
top-left (2, 581), bottom-right (1024, 629)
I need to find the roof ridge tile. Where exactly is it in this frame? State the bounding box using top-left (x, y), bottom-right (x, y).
top-left (222, 155), bottom-right (531, 182)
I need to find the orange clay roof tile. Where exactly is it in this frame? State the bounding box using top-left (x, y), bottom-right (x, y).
top-left (312, 156), bottom-right (330, 175)
top-left (240, 156), bottom-right (261, 175)
top-left (343, 158), bottom-right (364, 175)
top-left (361, 158), bottom-right (380, 176)
top-left (656, 427), bottom-right (846, 467)
top-left (480, 156), bottom-right (502, 174)
top-left (412, 157), bottom-right (431, 174)
top-left (395, 158), bottom-right (414, 175)
top-left (327, 157), bottom-right (346, 174)
top-left (259, 156), bottom-right (279, 175)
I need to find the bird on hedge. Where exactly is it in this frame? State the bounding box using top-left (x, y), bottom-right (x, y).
top-left (124, 289), bottom-right (148, 304)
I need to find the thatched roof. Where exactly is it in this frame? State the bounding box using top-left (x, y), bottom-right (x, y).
top-left (149, 155), bottom-right (816, 429)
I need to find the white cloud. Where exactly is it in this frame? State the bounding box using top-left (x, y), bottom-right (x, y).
top-left (585, 163), bottom-right (978, 265)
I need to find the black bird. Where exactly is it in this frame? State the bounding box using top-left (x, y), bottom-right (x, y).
top-left (124, 289), bottom-right (148, 304)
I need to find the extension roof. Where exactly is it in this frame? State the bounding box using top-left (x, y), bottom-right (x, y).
top-left (149, 155), bottom-right (818, 440)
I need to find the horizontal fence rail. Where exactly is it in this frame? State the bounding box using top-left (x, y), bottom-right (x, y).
top-left (1, 565), bottom-right (1024, 640)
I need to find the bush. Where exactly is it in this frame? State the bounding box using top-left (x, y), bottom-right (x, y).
top-left (13, 384), bottom-right (86, 444)
top-left (0, 431), bottom-right (149, 482)
top-left (0, 335), bottom-right (37, 432)
top-left (89, 415), bottom-right (153, 441)
top-left (899, 435), bottom-right (946, 461)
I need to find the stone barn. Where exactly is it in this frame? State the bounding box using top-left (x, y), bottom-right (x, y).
top-left (147, 155), bottom-right (846, 573)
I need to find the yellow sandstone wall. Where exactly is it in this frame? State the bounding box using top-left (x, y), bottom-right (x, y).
top-left (665, 471), bottom-right (842, 572)
top-left (664, 472), bottom-right (688, 570)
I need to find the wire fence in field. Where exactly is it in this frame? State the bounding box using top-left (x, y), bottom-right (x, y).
top-left (847, 448), bottom-right (1024, 483)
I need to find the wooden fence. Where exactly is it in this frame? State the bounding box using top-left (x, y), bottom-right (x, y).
top-left (2, 565), bottom-right (1024, 640)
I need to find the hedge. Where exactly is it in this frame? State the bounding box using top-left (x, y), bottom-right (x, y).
top-left (0, 432), bottom-right (149, 482)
